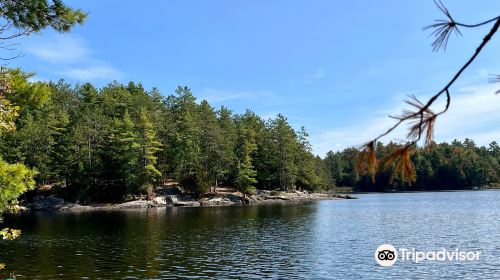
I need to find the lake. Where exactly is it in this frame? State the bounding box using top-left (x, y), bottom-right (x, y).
top-left (1, 191), bottom-right (499, 279)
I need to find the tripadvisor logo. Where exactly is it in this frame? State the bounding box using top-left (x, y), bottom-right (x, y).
top-left (375, 244), bottom-right (481, 267)
top-left (375, 244), bottom-right (398, 267)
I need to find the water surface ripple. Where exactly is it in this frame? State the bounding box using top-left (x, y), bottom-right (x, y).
top-left (1, 191), bottom-right (499, 279)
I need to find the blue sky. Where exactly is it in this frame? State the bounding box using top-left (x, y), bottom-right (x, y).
top-left (10, 0), bottom-right (500, 156)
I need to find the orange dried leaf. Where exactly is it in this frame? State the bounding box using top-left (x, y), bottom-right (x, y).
top-left (391, 95), bottom-right (437, 146)
top-left (383, 145), bottom-right (416, 186)
top-left (356, 141), bottom-right (378, 183)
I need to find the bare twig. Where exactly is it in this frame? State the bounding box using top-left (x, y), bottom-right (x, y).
top-left (374, 16), bottom-right (500, 144)
top-left (424, 0), bottom-right (462, 52)
top-left (390, 96), bottom-right (437, 145)
top-left (424, 0), bottom-right (500, 52)
top-left (358, 2), bottom-right (500, 184)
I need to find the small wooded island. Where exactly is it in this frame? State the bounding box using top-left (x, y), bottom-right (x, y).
top-left (2, 73), bottom-right (499, 210)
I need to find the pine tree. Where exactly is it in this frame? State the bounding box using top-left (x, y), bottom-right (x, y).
top-left (169, 86), bottom-right (204, 193)
top-left (137, 110), bottom-right (162, 193)
top-left (67, 94), bottom-right (107, 201)
top-left (14, 112), bottom-right (52, 183)
top-left (198, 100), bottom-right (219, 191)
top-left (270, 114), bottom-right (298, 191)
top-left (49, 110), bottom-right (70, 183)
top-left (236, 157), bottom-right (257, 195)
top-left (114, 110), bottom-right (141, 194)
top-left (295, 126), bottom-right (320, 191)
top-left (235, 126), bottom-right (257, 195)
top-left (213, 106), bottom-right (237, 191)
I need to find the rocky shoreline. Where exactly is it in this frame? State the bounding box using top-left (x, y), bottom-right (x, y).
top-left (23, 190), bottom-right (355, 212)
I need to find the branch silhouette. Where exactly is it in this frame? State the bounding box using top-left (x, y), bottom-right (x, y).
top-left (358, 1), bottom-right (500, 184)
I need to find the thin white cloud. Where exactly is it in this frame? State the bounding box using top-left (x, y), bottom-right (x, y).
top-left (62, 65), bottom-right (123, 81)
top-left (25, 34), bottom-right (123, 82)
top-left (311, 114), bottom-right (404, 156)
top-left (434, 84), bottom-right (500, 142)
top-left (27, 75), bottom-right (50, 83)
top-left (199, 88), bottom-right (275, 103)
top-left (27, 35), bottom-right (90, 64)
top-left (259, 112), bottom-right (280, 120)
top-left (305, 68), bottom-right (326, 84)
top-left (311, 82), bottom-right (500, 156)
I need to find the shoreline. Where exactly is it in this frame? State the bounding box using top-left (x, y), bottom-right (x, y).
top-left (353, 188), bottom-right (500, 194)
top-left (22, 190), bottom-right (356, 212)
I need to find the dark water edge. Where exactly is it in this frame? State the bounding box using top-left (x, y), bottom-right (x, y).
top-left (1, 191), bottom-right (500, 279)
top-left (353, 188), bottom-right (500, 194)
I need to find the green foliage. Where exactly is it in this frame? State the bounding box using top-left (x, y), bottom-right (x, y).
top-left (6, 72), bottom-right (496, 199)
top-left (0, 158), bottom-right (36, 212)
top-left (235, 158), bottom-right (257, 194)
top-left (137, 110), bottom-right (162, 192)
top-left (214, 106), bottom-right (237, 185)
top-left (235, 125), bottom-right (257, 194)
top-left (269, 114), bottom-right (299, 191)
top-left (294, 127), bottom-right (331, 191)
top-left (169, 86), bottom-right (205, 193)
top-left (0, 94), bottom-right (17, 133)
top-left (0, 0), bottom-right (87, 32)
top-left (111, 110), bottom-right (140, 195)
top-left (4, 69), bottom-right (51, 110)
top-left (0, 69), bottom-right (38, 217)
top-left (325, 139), bottom-right (500, 192)
top-left (5, 70), bottom-right (496, 200)
top-left (1, 78), bottom-right (334, 202)
top-left (0, 227), bottom-right (21, 240)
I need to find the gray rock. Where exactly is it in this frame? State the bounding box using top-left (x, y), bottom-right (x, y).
top-left (162, 194), bottom-right (200, 207)
top-left (115, 200), bottom-right (157, 208)
top-left (59, 203), bottom-right (93, 211)
top-left (153, 196), bottom-right (168, 206)
top-left (164, 195), bottom-right (179, 204)
top-left (242, 195), bottom-right (256, 205)
top-left (200, 197), bottom-right (241, 207)
top-left (173, 200), bottom-right (201, 207)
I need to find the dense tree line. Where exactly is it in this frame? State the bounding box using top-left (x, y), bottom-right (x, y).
top-left (0, 0), bottom-right (86, 253)
top-left (3, 70), bottom-right (499, 203)
top-left (325, 140), bottom-right (500, 192)
top-left (0, 73), bottom-right (333, 202)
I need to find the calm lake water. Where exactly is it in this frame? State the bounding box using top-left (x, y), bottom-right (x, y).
top-left (1, 191), bottom-right (500, 279)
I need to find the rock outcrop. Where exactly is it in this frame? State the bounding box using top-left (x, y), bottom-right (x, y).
top-left (25, 190), bottom-right (353, 212)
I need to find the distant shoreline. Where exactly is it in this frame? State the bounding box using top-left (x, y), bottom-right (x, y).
top-left (353, 188), bottom-right (500, 194)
